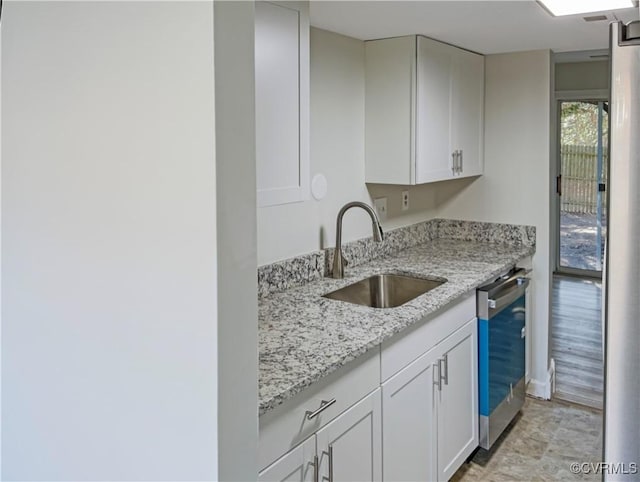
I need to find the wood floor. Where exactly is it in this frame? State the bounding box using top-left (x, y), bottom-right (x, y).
top-left (551, 275), bottom-right (603, 409)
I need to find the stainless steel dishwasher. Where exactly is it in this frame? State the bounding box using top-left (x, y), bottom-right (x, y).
top-left (477, 268), bottom-right (530, 450)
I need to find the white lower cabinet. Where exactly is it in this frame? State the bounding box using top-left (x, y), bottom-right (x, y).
top-left (382, 317), bottom-right (479, 482)
top-left (259, 389), bottom-right (382, 482)
top-left (436, 319), bottom-right (479, 481)
top-left (382, 346), bottom-right (438, 482)
top-left (258, 435), bottom-right (316, 482)
top-left (316, 389), bottom-right (382, 482)
top-left (260, 294), bottom-right (481, 482)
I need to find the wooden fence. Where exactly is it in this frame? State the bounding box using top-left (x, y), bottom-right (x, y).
top-left (561, 144), bottom-right (608, 214)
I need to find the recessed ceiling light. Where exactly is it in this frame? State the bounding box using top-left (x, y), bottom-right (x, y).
top-left (538, 0), bottom-right (635, 16)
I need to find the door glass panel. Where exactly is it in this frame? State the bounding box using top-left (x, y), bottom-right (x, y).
top-left (559, 101), bottom-right (608, 273)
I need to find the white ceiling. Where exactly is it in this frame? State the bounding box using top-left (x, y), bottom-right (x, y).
top-left (309, 1), bottom-right (639, 55)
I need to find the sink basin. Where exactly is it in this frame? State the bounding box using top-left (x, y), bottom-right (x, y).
top-left (323, 273), bottom-right (446, 308)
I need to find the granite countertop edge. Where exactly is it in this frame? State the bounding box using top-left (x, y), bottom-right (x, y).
top-left (258, 239), bottom-right (536, 416)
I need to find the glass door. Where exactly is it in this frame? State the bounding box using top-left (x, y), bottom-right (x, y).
top-left (557, 100), bottom-right (608, 276)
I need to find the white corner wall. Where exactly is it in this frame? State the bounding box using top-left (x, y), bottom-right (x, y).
top-left (1, 1), bottom-right (258, 479)
top-left (437, 50), bottom-right (553, 392)
top-left (257, 28), bottom-right (371, 265)
top-left (213, 2), bottom-right (258, 480)
top-left (257, 28), bottom-right (439, 265)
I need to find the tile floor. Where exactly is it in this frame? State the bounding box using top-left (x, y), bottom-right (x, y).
top-left (451, 397), bottom-right (603, 481)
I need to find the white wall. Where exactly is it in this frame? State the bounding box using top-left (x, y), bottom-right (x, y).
top-left (555, 60), bottom-right (608, 92)
top-left (257, 32), bottom-right (554, 394)
top-left (213, 2), bottom-right (258, 481)
top-left (257, 28), bottom-right (370, 265)
top-left (438, 50), bottom-right (553, 391)
top-left (257, 28), bottom-right (440, 265)
top-left (2, 2), bottom-right (257, 479)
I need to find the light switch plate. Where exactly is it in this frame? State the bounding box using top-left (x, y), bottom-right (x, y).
top-left (374, 197), bottom-right (387, 221)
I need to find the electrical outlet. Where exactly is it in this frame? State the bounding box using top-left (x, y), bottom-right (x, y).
top-left (374, 197), bottom-right (387, 221)
top-left (402, 190), bottom-right (410, 211)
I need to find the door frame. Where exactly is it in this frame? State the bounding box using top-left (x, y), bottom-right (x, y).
top-left (553, 89), bottom-right (609, 279)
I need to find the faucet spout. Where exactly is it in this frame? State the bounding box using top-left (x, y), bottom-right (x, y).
top-left (332, 201), bottom-right (384, 279)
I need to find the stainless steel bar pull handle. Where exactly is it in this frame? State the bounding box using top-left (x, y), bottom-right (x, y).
top-left (460, 149), bottom-right (463, 173)
top-left (442, 353), bottom-right (449, 385)
top-left (434, 361), bottom-right (442, 391)
top-left (452, 151), bottom-right (457, 174)
top-left (328, 445), bottom-right (334, 482)
top-left (487, 278), bottom-right (530, 314)
top-left (305, 398), bottom-right (336, 420)
top-left (313, 454), bottom-right (319, 482)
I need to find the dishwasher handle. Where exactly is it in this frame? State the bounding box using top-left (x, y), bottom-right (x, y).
top-left (487, 277), bottom-right (529, 316)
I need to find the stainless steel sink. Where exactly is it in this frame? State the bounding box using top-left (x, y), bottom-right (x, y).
top-left (323, 273), bottom-right (446, 308)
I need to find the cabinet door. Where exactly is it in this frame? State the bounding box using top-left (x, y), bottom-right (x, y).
top-left (435, 318), bottom-right (479, 481)
top-left (259, 435), bottom-right (316, 482)
top-left (451, 49), bottom-right (484, 178)
top-left (364, 36), bottom-right (416, 185)
top-left (316, 389), bottom-right (382, 482)
top-left (255, 1), bottom-right (309, 206)
top-left (382, 348), bottom-right (438, 482)
top-left (415, 36), bottom-right (455, 184)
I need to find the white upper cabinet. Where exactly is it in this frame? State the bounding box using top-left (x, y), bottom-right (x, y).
top-left (365, 35), bottom-right (484, 185)
top-left (255, 1), bottom-right (309, 207)
top-left (450, 47), bottom-right (485, 178)
top-left (364, 36), bottom-right (416, 185)
top-left (415, 36), bottom-right (455, 183)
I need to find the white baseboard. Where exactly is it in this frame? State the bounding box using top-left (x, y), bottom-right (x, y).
top-left (526, 359), bottom-right (556, 400)
top-left (527, 379), bottom-right (551, 399)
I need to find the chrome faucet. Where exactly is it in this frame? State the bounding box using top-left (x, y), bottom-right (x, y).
top-left (332, 201), bottom-right (384, 279)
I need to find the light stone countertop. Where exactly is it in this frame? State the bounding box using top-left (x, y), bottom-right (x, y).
top-left (258, 238), bottom-right (535, 415)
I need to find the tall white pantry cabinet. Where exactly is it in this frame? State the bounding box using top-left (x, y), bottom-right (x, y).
top-left (365, 35), bottom-right (485, 185)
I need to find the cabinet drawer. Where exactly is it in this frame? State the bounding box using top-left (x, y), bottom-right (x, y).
top-left (381, 292), bottom-right (475, 381)
top-left (259, 347), bottom-right (380, 471)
